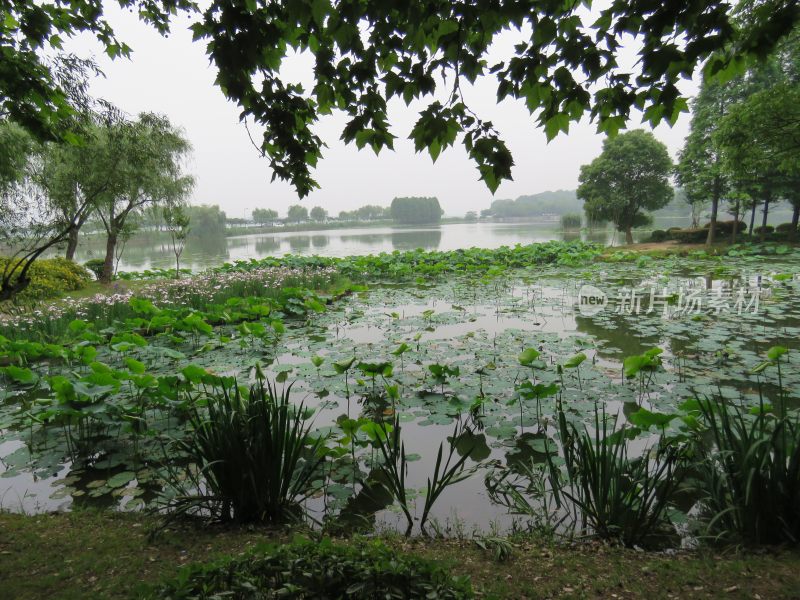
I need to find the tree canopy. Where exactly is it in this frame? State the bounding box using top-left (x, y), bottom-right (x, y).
top-left (310, 206), bottom-right (328, 222)
top-left (187, 204), bottom-right (227, 236)
top-left (2, 0), bottom-right (799, 197)
top-left (390, 197), bottom-right (443, 225)
top-left (287, 204), bottom-right (309, 222)
top-left (675, 80), bottom-right (739, 245)
top-left (252, 207), bottom-right (279, 225)
top-left (678, 25), bottom-right (800, 241)
top-left (577, 130), bottom-right (673, 244)
top-left (93, 112), bottom-right (194, 281)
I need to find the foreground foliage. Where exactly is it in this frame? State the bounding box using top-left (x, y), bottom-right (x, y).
top-left (692, 396), bottom-right (800, 546)
top-left (150, 536), bottom-right (473, 599)
top-left (164, 374), bottom-right (325, 524)
top-left (556, 405), bottom-right (685, 548)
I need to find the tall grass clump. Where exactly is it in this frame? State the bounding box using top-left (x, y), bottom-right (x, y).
top-left (692, 398), bottom-right (800, 546)
top-left (163, 372), bottom-right (326, 524)
top-left (556, 405), bottom-right (686, 547)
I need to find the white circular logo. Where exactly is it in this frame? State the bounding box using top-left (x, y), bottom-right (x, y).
top-left (578, 285), bottom-right (607, 316)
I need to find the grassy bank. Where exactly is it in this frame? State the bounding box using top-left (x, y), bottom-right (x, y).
top-left (2, 511), bottom-right (800, 599)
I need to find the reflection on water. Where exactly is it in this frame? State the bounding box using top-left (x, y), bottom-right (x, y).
top-left (391, 229), bottom-right (442, 251)
top-left (288, 236), bottom-right (311, 252)
top-left (66, 218), bottom-right (693, 273)
top-left (255, 236), bottom-right (281, 254)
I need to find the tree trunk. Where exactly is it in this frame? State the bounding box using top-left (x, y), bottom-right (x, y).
top-left (706, 180), bottom-right (720, 248)
top-left (760, 194), bottom-right (770, 243)
top-left (748, 202), bottom-right (757, 237)
top-left (101, 230), bottom-right (118, 284)
top-left (65, 228), bottom-right (80, 261)
top-left (0, 274), bottom-right (29, 302)
top-left (625, 226), bottom-right (634, 245)
top-left (790, 202), bottom-right (799, 243)
top-left (731, 202), bottom-right (740, 245)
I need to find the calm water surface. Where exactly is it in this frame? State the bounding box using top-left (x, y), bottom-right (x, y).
top-left (70, 218), bottom-right (692, 273)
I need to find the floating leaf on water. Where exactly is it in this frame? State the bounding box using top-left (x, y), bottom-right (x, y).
top-left (106, 471), bottom-right (136, 488)
top-left (49, 486), bottom-right (73, 500)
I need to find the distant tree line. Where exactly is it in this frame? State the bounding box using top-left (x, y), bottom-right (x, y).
top-left (338, 205), bottom-right (388, 221)
top-left (249, 203), bottom-right (433, 225)
top-left (485, 190), bottom-right (582, 218)
top-left (249, 199), bottom-right (443, 226)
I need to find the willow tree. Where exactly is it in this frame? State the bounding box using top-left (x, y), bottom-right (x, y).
top-left (0, 57), bottom-right (112, 300)
top-left (287, 204), bottom-right (309, 223)
top-left (35, 109), bottom-right (130, 261)
top-left (94, 113), bottom-right (194, 282)
top-left (252, 207), bottom-right (278, 225)
top-left (2, 1), bottom-right (798, 196)
top-left (0, 122), bottom-right (39, 300)
top-left (578, 130), bottom-right (673, 245)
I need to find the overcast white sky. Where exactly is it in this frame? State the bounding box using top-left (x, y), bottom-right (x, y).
top-left (65, 5), bottom-right (698, 218)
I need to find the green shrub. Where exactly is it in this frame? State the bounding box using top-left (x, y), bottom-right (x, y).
top-left (560, 213), bottom-right (582, 230)
top-left (83, 259), bottom-right (105, 280)
top-left (162, 371), bottom-right (326, 524)
top-left (702, 220), bottom-right (745, 235)
top-left (776, 222), bottom-right (798, 233)
top-left (755, 225), bottom-right (775, 235)
top-left (0, 257), bottom-right (91, 302)
top-left (720, 220), bottom-right (747, 235)
top-left (649, 229), bottom-right (668, 242)
top-left (151, 537), bottom-right (473, 599)
top-left (672, 228), bottom-right (708, 243)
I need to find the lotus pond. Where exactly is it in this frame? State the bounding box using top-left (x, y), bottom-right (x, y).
top-left (1, 242), bottom-right (799, 542)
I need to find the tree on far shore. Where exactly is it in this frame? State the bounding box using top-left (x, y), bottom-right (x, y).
top-left (252, 207), bottom-right (278, 226)
top-left (310, 206), bottom-right (327, 222)
top-left (390, 197), bottom-right (443, 225)
top-left (578, 131), bottom-right (673, 245)
top-left (287, 204), bottom-right (309, 223)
